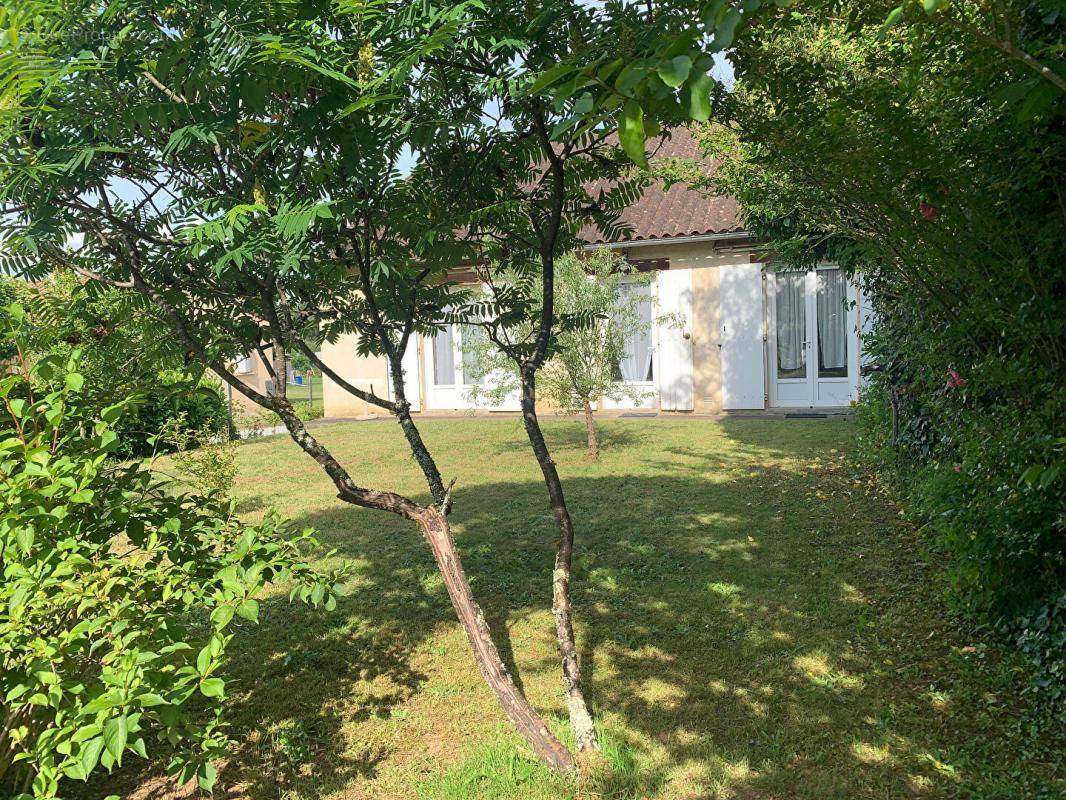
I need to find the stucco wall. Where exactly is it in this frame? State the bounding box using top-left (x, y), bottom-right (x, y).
top-left (319, 239), bottom-right (757, 417)
top-left (320, 332), bottom-right (391, 417)
top-left (616, 241), bottom-right (755, 413)
top-left (218, 350), bottom-right (272, 413)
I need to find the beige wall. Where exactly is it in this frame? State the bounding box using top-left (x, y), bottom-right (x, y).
top-left (320, 332), bottom-right (391, 417)
top-left (616, 241), bottom-right (755, 413)
top-left (218, 350), bottom-right (272, 413)
top-left (319, 238), bottom-right (757, 417)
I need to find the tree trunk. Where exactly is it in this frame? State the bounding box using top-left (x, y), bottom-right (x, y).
top-left (413, 505), bottom-right (575, 773)
top-left (271, 399), bottom-right (575, 774)
top-left (519, 372), bottom-right (599, 754)
top-left (581, 400), bottom-right (598, 459)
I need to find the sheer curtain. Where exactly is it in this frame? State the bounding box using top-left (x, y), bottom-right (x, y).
top-left (776, 273), bottom-right (806, 375)
top-left (616, 283), bottom-right (653, 381)
top-left (432, 325), bottom-right (455, 385)
top-left (817, 269), bottom-right (847, 372)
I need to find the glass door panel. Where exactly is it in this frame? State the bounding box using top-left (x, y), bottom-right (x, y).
top-left (816, 268), bottom-right (848, 379)
top-left (775, 273), bottom-right (807, 379)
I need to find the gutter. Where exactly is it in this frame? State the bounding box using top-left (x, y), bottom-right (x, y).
top-left (581, 231), bottom-right (754, 251)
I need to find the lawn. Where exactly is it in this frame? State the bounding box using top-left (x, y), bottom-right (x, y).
top-left (286, 374), bottom-right (323, 403)
top-left (96, 418), bottom-right (1060, 799)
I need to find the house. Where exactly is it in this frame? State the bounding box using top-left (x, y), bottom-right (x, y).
top-left (224, 352), bottom-right (320, 413)
top-left (319, 129), bottom-right (870, 418)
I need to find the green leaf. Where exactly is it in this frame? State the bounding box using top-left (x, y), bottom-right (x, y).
top-left (99, 403), bottom-right (124, 424)
top-left (63, 762), bottom-right (88, 781)
top-left (526, 63), bottom-right (575, 96)
top-left (102, 716), bottom-right (128, 766)
top-left (196, 644), bottom-right (213, 676)
top-left (210, 604), bottom-right (235, 629)
top-left (236, 598), bottom-right (259, 622)
top-left (710, 8), bottom-right (743, 51)
top-left (64, 372), bottom-right (84, 391)
top-left (685, 73), bottom-right (715, 122)
top-left (657, 55), bottom-right (692, 88)
top-left (16, 527), bottom-right (34, 555)
top-left (78, 736), bottom-right (105, 777)
top-left (618, 100), bottom-right (647, 168)
top-left (135, 693), bottom-right (168, 707)
top-left (81, 693), bottom-right (120, 714)
top-left (880, 5), bottom-right (904, 38)
top-left (198, 761), bottom-right (218, 791)
top-left (199, 678), bottom-right (225, 698)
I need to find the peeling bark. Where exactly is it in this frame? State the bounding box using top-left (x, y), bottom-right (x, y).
top-left (520, 372), bottom-right (599, 754)
top-left (414, 505), bottom-right (575, 773)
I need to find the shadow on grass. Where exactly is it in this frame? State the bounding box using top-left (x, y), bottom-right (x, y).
top-left (87, 419), bottom-right (1045, 799)
top-left (474, 415), bottom-right (648, 457)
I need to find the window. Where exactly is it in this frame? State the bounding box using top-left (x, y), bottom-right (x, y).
top-left (613, 282), bottom-right (654, 382)
top-left (816, 268), bottom-right (848, 378)
top-left (775, 273), bottom-right (806, 379)
top-left (432, 325), bottom-right (456, 385)
top-left (460, 324), bottom-right (487, 386)
top-left (234, 354), bottom-right (252, 374)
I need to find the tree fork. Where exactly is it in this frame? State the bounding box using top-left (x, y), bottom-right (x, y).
top-left (270, 398), bottom-right (575, 774)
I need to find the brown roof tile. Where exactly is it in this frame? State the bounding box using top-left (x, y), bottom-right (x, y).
top-left (579, 127), bottom-right (744, 245)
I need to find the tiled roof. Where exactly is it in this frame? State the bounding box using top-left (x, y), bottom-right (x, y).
top-left (579, 127), bottom-right (745, 245)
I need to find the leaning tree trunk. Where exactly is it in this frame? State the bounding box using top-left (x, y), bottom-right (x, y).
top-left (413, 505), bottom-right (575, 772)
top-left (581, 400), bottom-right (599, 459)
top-left (272, 400), bottom-right (575, 774)
top-left (519, 372), bottom-right (599, 755)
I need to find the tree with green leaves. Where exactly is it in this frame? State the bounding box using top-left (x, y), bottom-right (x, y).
top-left (464, 248), bottom-right (663, 459)
top-left (0, 0), bottom-right (682, 773)
top-left (0, 306), bottom-right (345, 798)
top-left (0, 0), bottom-right (586, 773)
top-left (0, 0), bottom-right (788, 772)
top-left (11, 272), bottom-right (229, 457)
top-left (699, 1), bottom-right (1064, 702)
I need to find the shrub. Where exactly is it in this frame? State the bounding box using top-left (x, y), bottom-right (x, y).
top-left (161, 414), bottom-right (240, 499)
top-left (708, 3), bottom-right (1065, 704)
top-left (0, 306), bottom-right (347, 798)
top-left (857, 364), bottom-right (1064, 710)
top-left (115, 380), bottom-right (230, 459)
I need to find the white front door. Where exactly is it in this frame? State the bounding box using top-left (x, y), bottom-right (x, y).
top-left (768, 267), bottom-right (858, 408)
top-left (423, 323), bottom-right (520, 411)
top-left (720, 262), bottom-right (767, 410)
top-left (657, 268), bottom-right (695, 411)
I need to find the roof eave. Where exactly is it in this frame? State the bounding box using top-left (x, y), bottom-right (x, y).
top-left (581, 230), bottom-right (753, 250)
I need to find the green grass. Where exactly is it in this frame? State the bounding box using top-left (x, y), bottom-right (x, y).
top-left (286, 374), bottom-right (323, 402)
top-left (95, 418), bottom-right (1062, 799)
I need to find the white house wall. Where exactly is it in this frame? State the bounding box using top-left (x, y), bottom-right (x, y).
top-left (318, 241), bottom-right (866, 418)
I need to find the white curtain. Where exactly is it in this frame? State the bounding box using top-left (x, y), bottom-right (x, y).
top-left (432, 325), bottom-right (455, 385)
top-left (817, 269), bottom-right (847, 370)
top-left (616, 283), bottom-right (654, 382)
top-left (776, 273), bottom-right (806, 373)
